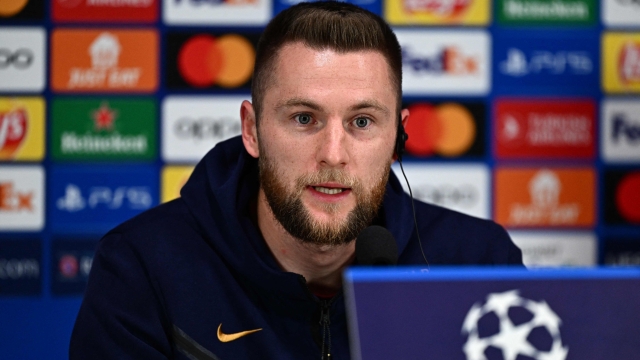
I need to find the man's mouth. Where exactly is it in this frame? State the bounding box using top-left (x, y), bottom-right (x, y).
top-left (313, 186), bottom-right (345, 195)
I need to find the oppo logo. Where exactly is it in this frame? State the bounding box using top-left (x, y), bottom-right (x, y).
top-left (413, 184), bottom-right (478, 208)
top-left (0, 48), bottom-right (33, 69)
top-left (174, 117), bottom-right (240, 139)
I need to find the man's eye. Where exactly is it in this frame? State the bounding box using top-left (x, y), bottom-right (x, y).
top-left (295, 114), bottom-right (312, 125)
top-left (353, 117), bottom-right (370, 128)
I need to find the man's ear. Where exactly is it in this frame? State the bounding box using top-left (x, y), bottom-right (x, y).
top-left (400, 108), bottom-right (410, 129)
top-left (241, 100), bottom-right (259, 158)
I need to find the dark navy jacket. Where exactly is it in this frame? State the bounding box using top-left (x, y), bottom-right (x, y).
top-left (69, 136), bottom-right (522, 360)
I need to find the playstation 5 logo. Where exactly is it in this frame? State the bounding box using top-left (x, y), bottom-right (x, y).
top-left (57, 184), bottom-right (152, 212)
top-left (500, 48), bottom-right (592, 77)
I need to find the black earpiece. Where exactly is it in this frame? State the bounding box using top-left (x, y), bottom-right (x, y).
top-left (395, 115), bottom-right (408, 160)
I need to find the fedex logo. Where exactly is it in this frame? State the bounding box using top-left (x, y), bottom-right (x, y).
top-left (396, 30), bottom-right (490, 95)
top-left (49, 166), bottom-right (158, 232)
top-left (402, 46), bottom-right (478, 75)
top-left (0, 166), bottom-right (44, 231)
top-left (500, 48), bottom-right (592, 77)
top-left (602, 99), bottom-right (640, 163)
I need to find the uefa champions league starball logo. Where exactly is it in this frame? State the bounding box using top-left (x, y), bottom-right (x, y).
top-left (461, 290), bottom-right (568, 360)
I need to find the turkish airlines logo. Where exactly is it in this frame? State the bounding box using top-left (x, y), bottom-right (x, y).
top-left (51, 29), bottom-right (158, 92)
top-left (495, 99), bottom-right (595, 159)
top-left (403, 0), bottom-right (471, 16)
top-left (602, 99), bottom-right (640, 163)
top-left (404, 102), bottom-right (484, 157)
top-left (396, 30), bottom-right (489, 95)
top-left (0, 166), bottom-right (44, 231)
top-left (494, 168), bottom-right (596, 227)
top-left (618, 41), bottom-right (640, 84)
top-left (500, 48), bottom-right (592, 77)
top-left (57, 184), bottom-right (152, 212)
top-left (0, 108), bottom-right (27, 159)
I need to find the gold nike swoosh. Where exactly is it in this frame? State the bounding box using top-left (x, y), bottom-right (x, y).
top-left (217, 324), bottom-right (262, 343)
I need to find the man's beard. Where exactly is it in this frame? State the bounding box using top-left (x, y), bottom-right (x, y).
top-left (259, 148), bottom-right (390, 247)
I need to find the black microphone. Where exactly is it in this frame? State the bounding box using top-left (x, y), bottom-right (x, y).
top-left (355, 226), bottom-right (398, 265)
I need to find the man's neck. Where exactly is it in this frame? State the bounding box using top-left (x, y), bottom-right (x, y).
top-left (256, 188), bottom-right (355, 295)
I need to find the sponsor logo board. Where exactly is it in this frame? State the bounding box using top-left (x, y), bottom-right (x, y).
top-left (602, 0), bottom-right (640, 27)
top-left (601, 99), bottom-right (640, 163)
top-left (49, 165), bottom-right (158, 232)
top-left (0, 27), bottom-right (46, 93)
top-left (602, 32), bottom-right (640, 93)
top-left (494, 99), bottom-right (595, 159)
top-left (163, 0), bottom-right (270, 25)
top-left (396, 30), bottom-right (490, 96)
top-left (51, 29), bottom-right (158, 93)
top-left (403, 102), bottom-right (485, 158)
top-left (494, 167), bottom-right (596, 228)
top-left (0, 97), bottom-right (45, 161)
top-left (53, 0), bottom-right (157, 23)
top-left (508, 230), bottom-right (597, 267)
top-left (0, 166), bottom-right (44, 231)
top-left (0, 0), bottom-right (44, 20)
top-left (161, 166), bottom-right (194, 203)
top-left (497, 0), bottom-right (596, 25)
top-left (166, 32), bottom-right (258, 90)
top-left (162, 95), bottom-right (246, 163)
top-left (391, 163), bottom-right (490, 219)
top-left (604, 238), bottom-right (640, 266)
top-left (52, 98), bottom-right (156, 161)
top-left (51, 238), bottom-right (98, 295)
top-left (385, 0), bottom-right (490, 25)
top-left (494, 32), bottom-right (598, 91)
top-left (0, 239), bottom-right (41, 296)
top-left (604, 169), bottom-right (640, 226)
top-left (274, 0), bottom-right (380, 16)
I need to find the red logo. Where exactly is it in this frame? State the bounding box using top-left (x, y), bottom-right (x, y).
top-left (618, 41), bottom-right (640, 84)
top-left (0, 108), bottom-right (27, 159)
top-left (616, 172), bottom-right (640, 223)
top-left (178, 34), bottom-right (255, 88)
top-left (59, 254), bottom-right (79, 278)
top-left (92, 102), bottom-right (117, 131)
top-left (494, 99), bottom-right (595, 159)
top-left (52, 0), bottom-right (157, 23)
top-left (403, 0), bottom-right (471, 16)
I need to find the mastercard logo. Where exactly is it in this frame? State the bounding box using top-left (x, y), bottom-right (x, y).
top-left (0, 0), bottom-right (28, 16)
top-left (178, 34), bottom-right (255, 88)
top-left (405, 103), bottom-right (476, 157)
top-left (616, 172), bottom-right (640, 223)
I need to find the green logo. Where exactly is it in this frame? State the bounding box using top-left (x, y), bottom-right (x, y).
top-left (52, 98), bottom-right (156, 161)
top-left (497, 0), bottom-right (596, 25)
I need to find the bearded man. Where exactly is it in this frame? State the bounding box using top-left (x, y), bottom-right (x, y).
top-left (70, 2), bottom-right (523, 359)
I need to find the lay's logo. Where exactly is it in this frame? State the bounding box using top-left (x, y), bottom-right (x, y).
top-left (386, 0), bottom-right (489, 25)
top-left (603, 33), bottom-right (640, 93)
top-left (494, 167), bottom-right (596, 228)
top-left (0, 97), bottom-right (44, 161)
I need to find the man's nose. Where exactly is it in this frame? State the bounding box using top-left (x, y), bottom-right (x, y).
top-left (316, 119), bottom-right (349, 167)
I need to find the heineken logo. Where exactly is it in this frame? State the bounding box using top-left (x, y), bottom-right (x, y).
top-left (52, 98), bottom-right (156, 161)
top-left (498, 0), bottom-right (595, 23)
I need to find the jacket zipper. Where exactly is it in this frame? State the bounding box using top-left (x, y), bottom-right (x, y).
top-left (319, 299), bottom-right (332, 360)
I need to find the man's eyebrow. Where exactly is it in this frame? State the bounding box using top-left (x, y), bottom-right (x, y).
top-left (275, 98), bottom-right (391, 116)
top-left (275, 98), bottom-right (323, 112)
top-left (349, 100), bottom-right (391, 116)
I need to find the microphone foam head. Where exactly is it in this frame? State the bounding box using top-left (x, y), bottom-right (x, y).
top-left (356, 225), bottom-right (398, 265)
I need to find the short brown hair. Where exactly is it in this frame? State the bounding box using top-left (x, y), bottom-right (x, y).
top-left (251, 1), bottom-right (402, 121)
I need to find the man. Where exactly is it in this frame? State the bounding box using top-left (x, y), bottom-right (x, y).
top-left (70, 2), bottom-right (522, 359)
